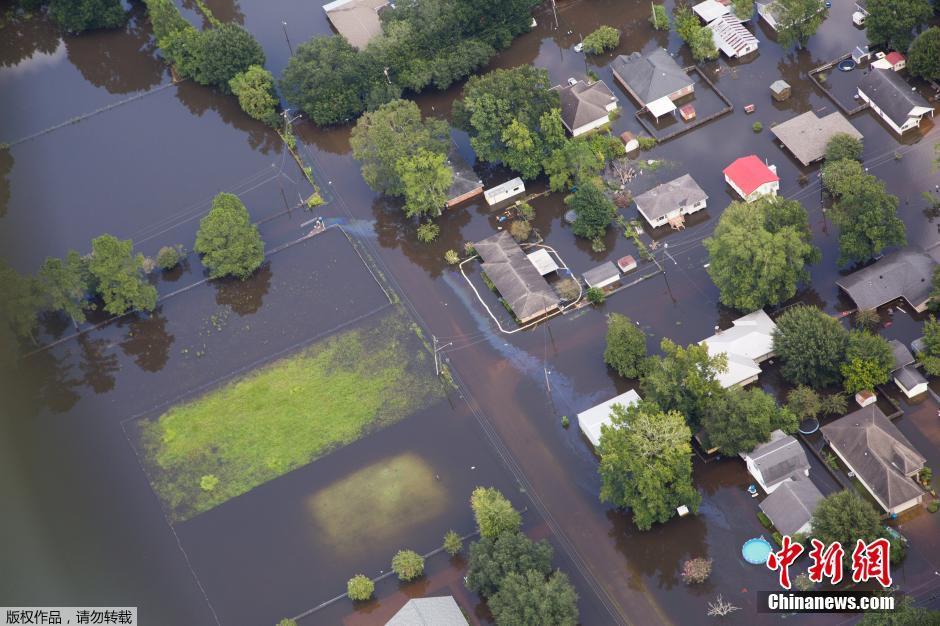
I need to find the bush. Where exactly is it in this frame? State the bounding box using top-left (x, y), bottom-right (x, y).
top-left (650, 4), bottom-right (669, 30)
top-left (561, 415), bottom-right (570, 428)
top-left (637, 136), bottom-right (657, 151)
top-left (554, 277), bottom-right (580, 301)
top-left (276, 619), bottom-right (297, 626)
top-left (199, 474), bottom-right (219, 492)
top-left (416, 222), bottom-right (440, 243)
top-left (582, 26), bottom-right (620, 54)
top-left (391, 549), bottom-right (424, 581)
top-left (757, 511), bottom-right (773, 529)
top-left (346, 574), bottom-right (374, 601)
top-left (510, 219), bottom-right (532, 242)
top-left (680, 557), bottom-right (712, 584)
top-left (471, 487), bottom-right (521, 538)
top-left (516, 202), bottom-right (535, 221)
top-left (928, 501), bottom-right (939, 514)
top-left (444, 249), bottom-right (459, 265)
top-left (825, 133), bottom-right (863, 163)
top-left (443, 530), bottom-right (462, 556)
top-left (752, 121), bottom-right (763, 132)
top-left (229, 66), bottom-right (280, 126)
top-left (155, 245), bottom-right (183, 271)
top-left (586, 287), bottom-right (605, 304)
top-left (464, 241), bottom-right (476, 255)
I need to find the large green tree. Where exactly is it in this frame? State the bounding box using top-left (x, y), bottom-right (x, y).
top-left (908, 27), bottom-right (940, 80)
top-left (396, 149), bottom-right (453, 218)
top-left (704, 387), bottom-right (798, 455)
top-left (350, 99), bottom-right (450, 197)
top-left (773, 305), bottom-right (848, 388)
top-left (38, 251), bottom-right (94, 326)
top-left (194, 193), bottom-right (265, 280)
top-left (567, 182), bottom-right (616, 241)
top-left (704, 197), bottom-right (819, 312)
top-left (598, 401), bottom-right (701, 530)
top-left (489, 569), bottom-right (579, 626)
top-left (810, 492), bottom-right (885, 568)
top-left (919, 318), bottom-right (940, 376)
top-left (776, 0), bottom-right (828, 49)
top-left (841, 331), bottom-right (894, 393)
top-left (542, 133), bottom-right (606, 192)
top-left (48, 0), bottom-right (125, 33)
top-left (190, 24), bottom-right (265, 93)
top-left (641, 339), bottom-right (726, 431)
top-left (830, 171), bottom-right (905, 266)
top-left (825, 133), bottom-right (864, 163)
top-left (604, 313), bottom-right (647, 379)
top-left (466, 531), bottom-right (553, 597)
top-left (470, 486), bottom-right (521, 539)
top-left (88, 235), bottom-right (158, 316)
top-left (229, 65), bottom-right (279, 126)
top-left (866, 0), bottom-right (932, 51)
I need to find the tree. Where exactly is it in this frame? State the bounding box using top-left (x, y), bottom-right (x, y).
top-left (650, 4), bottom-right (669, 30)
top-left (350, 99), bottom-right (450, 198)
top-left (191, 24), bottom-right (265, 92)
top-left (866, 0), bottom-right (932, 51)
top-left (820, 392), bottom-right (848, 416)
top-left (280, 36), bottom-right (382, 125)
top-left (680, 557), bottom-right (713, 584)
top-left (88, 235), bottom-right (157, 316)
top-left (443, 530), bottom-right (462, 556)
top-left (920, 318), bottom-right (940, 376)
top-left (39, 251), bottom-right (93, 326)
top-left (674, 5), bottom-right (700, 42)
top-left (822, 158), bottom-right (866, 197)
top-left (859, 596), bottom-right (940, 625)
top-left (604, 314), bottom-right (647, 379)
top-left (704, 387), bottom-right (798, 455)
top-left (841, 331), bottom-right (894, 393)
top-left (732, 0), bottom-right (755, 20)
top-left (416, 221), bottom-right (440, 243)
top-left (811, 492), bottom-right (883, 568)
top-left (704, 197), bottom-right (819, 311)
top-left (276, 620), bottom-right (297, 626)
top-left (396, 149), bottom-right (453, 218)
top-left (689, 26), bottom-right (719, 62)
top-left (567, 182), bottom-right (616, 240)
top-left (229, 65), bottom-right (279, 126)
top-left (786, 385), bottom-right (822, 420)
top-left (773, 305), bottom-right (848, 388)
top-left (509, 220), bottom-right (531, 242)
top-left (466, 531), bottom-right (553, 597)
top-left (598, 401), bottom-right (701, 530)
top-left (825, 133), bottom-right (864, 163)
top-left (582, 26), bottom-right (620, 55)
top-left (854, 308), bottom-right (881, 331)
top-left (471, 486), bottom-right (521, 539)
top-left (0, 260), bottom-right (44, 341)
top-left (908, 27), bottom-right (940, 80)
top-left (830, 172), bottom-right (905, 266)
top-left (155, 245), bottom-right (183, 271)
top-left (641, 339), bottom-right (726, 431)
top-left (391, 549), bottom-right (424, 581)
top-left (488, 569), bottom-right (579, 626)
top-left (776, 0), bottom-right (828, 49)
top-left (48, 0), bottom-right (125, 33)
top-left (346, 574), bottom-right (374, 601)
top-left (542, 136), bottom-right (606, 191)
top-left (194, 193), bottom-right (265, 280)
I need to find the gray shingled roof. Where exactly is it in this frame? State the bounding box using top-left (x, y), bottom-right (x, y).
top-left (386, 596), bottom-right (469, 626)
top-left (888, 339), bottom-right (915, 371)
top-left (759, 479), bottom-right (824, 536)
top-left (747, 431), bottom-right (810, 488)
top-left (446, 149), bottom-right (482, 202)
top-left (770, 111), bottom-right (863, 165)
top-left (822, 405), bottom-right (925, 510)
top-left (475, 231), bottom-right (560, 322)
top-left (895, 364), bottom-right (926, 391)
top-left (859, 69), bottom-right (932, 129)
top-left (611, 48), bottom-right (692, 105)
top-left (556, 80), bottom-right (617, 131)
top-left (633, 174), bottom-right (708, 222)
top-left (836, 247), bottom-right (937, 311)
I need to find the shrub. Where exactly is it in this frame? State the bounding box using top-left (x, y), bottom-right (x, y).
top-left (920, 467), bottom-right (933, 487)
top-left (509, 219), bottom-right (532, 242)
top-left (757, 511), bottom-right (773, 529)
top-left (199, 474), bottom-right (219, 492)
top-left (582, 26), bottom-right (620, 54)
top-left (464, 241), bottom-right (476, 255)
top-left (554, 277), bottom-right (580, 300)
top-left (229, 65), bottom-right (280, 126)
top-left (346, 574), bottom-right (374, 601)
top-left (516, 202), bottom-right (535, 221)
top-left (680, 557), bottom-right (712, 584)
top-left (752, 121), bottom-right (763, 132)
top-left (928, 501), bottom-right (939, 514)
top-left (853, 308), bottom-right (880, 330)
top-left (650, 4), bottom-right (669, 30)
top-left (471, 487), bottom-right (521, 538)
top-left (793, 573), bottom-right (813, 591)
top-left (444, 249), bottom-right (459, 265)
top-left (481, 271), bottom-right (496, 292)
top-left (391, 549), bottom-right (425, 581)
top-left (586, 287), bottom-right (605, 304)
top-left (443, 530), bottom-right (462, 556)
top-left (637, 136), bottom-right (657, 151)
top-left (416, 221), bottom-right (440, 243)
top-left (155, 245), bottom-right (183, 271)
top-left (276, 619), bottom-right (297, 626)
top-left (561, 415), bottom-right (570, 428)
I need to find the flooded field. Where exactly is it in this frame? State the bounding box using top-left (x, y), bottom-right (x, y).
top-left (3, 0), bottom-right (940, 624)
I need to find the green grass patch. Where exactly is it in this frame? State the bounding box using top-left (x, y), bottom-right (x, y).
top-left (139, 309), bottom-right (442, 522)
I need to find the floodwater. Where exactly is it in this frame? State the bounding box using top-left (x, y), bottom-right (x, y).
top-left (2, 0), bottom-right (940, 624)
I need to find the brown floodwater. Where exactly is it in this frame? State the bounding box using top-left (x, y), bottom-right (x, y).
top-left (3, 0), bottom-right (940, 624)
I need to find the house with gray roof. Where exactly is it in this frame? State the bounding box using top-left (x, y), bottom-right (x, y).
top-left (583, 261), bottom-right (621, 289)
top-left (474, 231), bottom-right (560, 324)
top-left (836, 247), bottom-right (938, 313)
top-left (611, 49), bottom-right (694, 119)
top-left (554, 79), bottom-right (619, 137)
top-left (323, 0), bottom-right (389, 49)
top-left (858, 68), bottom-right (935, 135)
top-left (444, 149), bottom-right (483, 209)
top-left (741, 430), bottom-right (810, 493)
top-left (386, 596), bottom-right (468, 626)
top-left (888, 340), bottom-right (928, 397)
top-left (822, 405), bottom-right (926, 514)
top-left (770, 110), bottom-right (863, 165)
top-left (633, 174), bottom-right (707, 229)
top-left (759, 479), bottom-right (824, 536)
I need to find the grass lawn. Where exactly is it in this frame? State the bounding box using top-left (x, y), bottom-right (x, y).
top-left (139, 309), bottom-right (442, 522)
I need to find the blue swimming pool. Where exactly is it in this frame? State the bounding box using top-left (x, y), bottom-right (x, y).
top-left (742, 537), bottom-right (773, 564)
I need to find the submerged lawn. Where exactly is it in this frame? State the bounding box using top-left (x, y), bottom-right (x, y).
top-left (139, 310), bottom-right (442, 522)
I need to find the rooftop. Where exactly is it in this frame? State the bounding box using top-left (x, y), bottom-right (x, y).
top-left (895, 364), bottom-right (927, 391)
top-left (888, 339), bottom-right (915, 371)
top-left (577, 389), bottom-right (641, 447)
top-left (744, 430), bottom-right (810, 489)
top-left (323, 0), bottom-right (389, 49)
top-left (446, 149), bottom-right (482, 203)
top-left (633, 174), bottom-right (708, 222)
top-left (836, 247), bottom-right (938, 311)
top-left (611, 48), bottom-right (693, 105)
top-left (708, 14), bottom-right (758, 57)
top-left (583, 261), bottom-right (621, 287)
top-left (693, 0), bottom-right (730, 22)
top-left (701, 309), bottom-right (777, 388)
top-left (723, 155), bottom-right (778, 196)
top-left (386, 596), bottom-right (469, 626)
top-left (759, 479), bottom-right (824, 536)
top-left (555, 79), bottom-right (617, 132)
top-left (475, 231), bottom-right (560, 322)
top-left (858, 68), bottom-right (933, 128)
top-left (770, 110), bottom-right (863, 165)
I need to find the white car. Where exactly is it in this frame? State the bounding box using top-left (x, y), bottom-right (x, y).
top-left (573, 42), bottom-right (583, 52)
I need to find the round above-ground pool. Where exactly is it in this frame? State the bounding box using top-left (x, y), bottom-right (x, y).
top-left (799, 418), bottom-right (820, 435)
top-left (838, 59), bottom-right (857, 71)
top-left (742, 537), bottom-right (773, 564)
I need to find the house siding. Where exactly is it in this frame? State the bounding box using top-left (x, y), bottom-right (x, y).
top-left (571, 115), bottom-right (612, 137)
top-left (857, 87), bottom-right (914, 135)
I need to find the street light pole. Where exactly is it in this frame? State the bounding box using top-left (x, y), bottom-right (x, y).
top-left (282, 21), bottom-right (293, 55)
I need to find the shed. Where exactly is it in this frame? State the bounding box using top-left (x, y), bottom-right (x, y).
top-left (584, 262), bottom-right (621, 289)
top-left (694, 0), bottom-right (730, 22)
top-left (526, 248), bottom-right (559, 276)
top-left (620, 131), bottom-right (639, 152)
top-left (740, 430), bottom-right (810, 493)
top-left (680, 104), bottom-right (696, 121)
top-left (852, 45), bottom-right (871, 64)
top-left (484, 178), bottom-right (525, 206)
top-left (895, 365), bottom-right (928, 398)
top-left (617, 255), bottom-right (637, 273)
top-left (769, 79), bottom-right (791, 101)
top-left (770, 110), bottom-right (862, 165)
top-left (323, 0), bottom-right (389, 49)
top-left (577, 389), bottom-right (641, 447)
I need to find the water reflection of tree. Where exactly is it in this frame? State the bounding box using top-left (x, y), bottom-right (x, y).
top-left (0, 13), bottom-right (60, 69)
top-left (0, 148), bottom-right (12, 219)
top-left (64, 6), bottom-right (165, 94)
top-left (78, 334), bottom-right (119, 394)
top-left (774, 49), bottom-right (823, 114)
top-left (175, 80), bottom-right (281, 154)
top-left (119, 311), bottom-right (175, 372)
top-left (180, 0), bottom-right (245, 27)
top-left (19, 345), bottom-right (82, 414)
top-left (213, 263), bottom-right (271, 315)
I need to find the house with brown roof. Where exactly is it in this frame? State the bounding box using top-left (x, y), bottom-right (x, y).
top-left (770, 110), bottom-right (863, 166)
top-left (822, 405), bottom-right (926, 515)
top-left (553, 79), bottom-right (619, 137)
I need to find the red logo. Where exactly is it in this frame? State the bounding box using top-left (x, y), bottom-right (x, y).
top-left (807, 539), bottom-right (844, 584)
top-left (766, 535), bottom-right (804, 589)
top-left (851, 538), bottom-right (893, 587)
top-left (766, 536), bottom-right (894, 589)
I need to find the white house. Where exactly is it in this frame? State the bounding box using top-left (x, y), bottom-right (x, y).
top-left (633, 174), bottom-right (707, 229)
top-left (554, 79), bottom-right (619, 137)
top-left (707, 15), bottom-right (759, 58)
top-left (723, 155), bottom-right (779, 202)
top-left (700, 309), bottom-right (777, 388)
top-left (577, 389), bottom-right (641, 448)
top-left (858, 68), bottom-right (935, 135)
top-left (741, 430), bottom-right (811, 494)
top-left (889, 340), bottom-right (929, 398)
top-left (583, 262), bottom-right (621, 289)
top-left (483, 178), bottom-right (525, 205)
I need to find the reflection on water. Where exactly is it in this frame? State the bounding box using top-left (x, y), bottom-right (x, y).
top-left (77, 334), bottom-right (118, 394)
top-left (212, 263), bottom-right (271, 315)
top-left (118, 311), bottom-right (175, 373)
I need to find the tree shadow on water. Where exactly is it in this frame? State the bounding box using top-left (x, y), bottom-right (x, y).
top-left (213, 264), bottom-right (272, 316)
top-left (118, 309), bottom-right (175, 373)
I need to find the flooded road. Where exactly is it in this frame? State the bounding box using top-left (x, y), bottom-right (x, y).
top-left (2, 0), bottom-right (939, 624)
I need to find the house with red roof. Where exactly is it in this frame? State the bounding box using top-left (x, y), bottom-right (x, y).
top-left (722, 155), bottom-right (779, 202)
top-left (872, 51), bottom-right (906, 71)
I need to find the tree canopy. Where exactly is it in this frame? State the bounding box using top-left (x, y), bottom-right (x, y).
top-left (229, 65), bottom-right (279, 127)
top-left (466, 530), bottom-right (553, 597)
top-left (920, 318), bottom-right (940, 376)
top-left (598, 401), bottom-right (700, 530)
top-left (825, 133), bottom-right (864, 163)
top-left (841, 331), bottom-right (894, 394)
top-left (810, 491), bottom-right (884, 568)
top-left (38, 251), bottom-right (94, 325)
top-left (48, 0), bottom-right (125, 33)
top-left (604, 313), bottom-right (647, 379)
top-left (776, 0), bottom-right (828, 49)
top-left (567, 182), bottom-right (616, 241)
top-left (908, 27), bottom-right (940, 80)
top-left (190, 24), bottom-right (265, 93)
top-left (866, 0), bottom-right (932, 51)
top-left (488, 569), bottom-right (579, 626)
top-left (704, 387), bottom-right (798, 455)
top-left (704, 197), bottom-right (819, 312)
top-left (786, 385), bottom-right (821, 420)
top-left (773, 305), bottom-right (848, 388)
top-left (674, 5), bottom-right (718, 61)
top-left (396, 148), bottom-right (453, 218)
top-left (88, 235), bottom-right (157, 316)
top-left (194, 193), bottom-right (265, 280)
top-left (471, 486), bottom-right (521, 539)
top-left (641, 339), bottom-right (726, 431)
top-left (582, 26), bottom-right (620, 55)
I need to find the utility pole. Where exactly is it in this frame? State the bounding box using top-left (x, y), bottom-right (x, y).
top-left (432, 335), bottom-right (452, 377)
top-left (282, 21), bottom-right (293, 55)
top-left (651, 1), bottom-right (658, 29)
top-left (551, 0), bottom-right (559, 29)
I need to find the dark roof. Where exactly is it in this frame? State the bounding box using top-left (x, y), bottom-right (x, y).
top-left (633, 174), bottom-right (708, 221)
top-left (746, 431), bottom-right (810, 488)
top-left (759, 479), bottom-right (824, 536)
top-left (475, 231), bottom-right (560, 321)
top-left (895, 364), bottom-right (927, 391)
top-left (888, 339), bottom-right (915, 371)
top-left (611, 49), bottom-right (692, 105)
top-left (859, 69), bottom-right (933, 128)
top-left (822, 405), bottom-right (925, 510)
top-left (446, 149), bottom-right (482, 202)
top-left (836, 247), bottom-right (937, 311)
top-left (556, 80), bottom-right (617, 131)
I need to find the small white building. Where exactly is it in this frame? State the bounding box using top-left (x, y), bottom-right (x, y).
top-left (888, 340), bottom-right (929, 398)
top-left (633, 174), bottom-right (708, 229)
top-left (577, 389), bottom-right (641, 448)
top-left (583, 262), bottom-right (621, 289)
top-left (858, 68), bottom-right (934, 135)
top-left (693, 0), bottom-right (730, 23)
top-left (700, 309), bottom-right (777, 389)
top-left (526, 248), bottom-right (559, 276)
top-left (484, 178), bottom-right (525, 206)
top-left (723, 155), bottom-right (779, 202)
top-left (741, 430), bottom-right (810, 494)
top-left (707, 15), bottom-right (759, 58)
